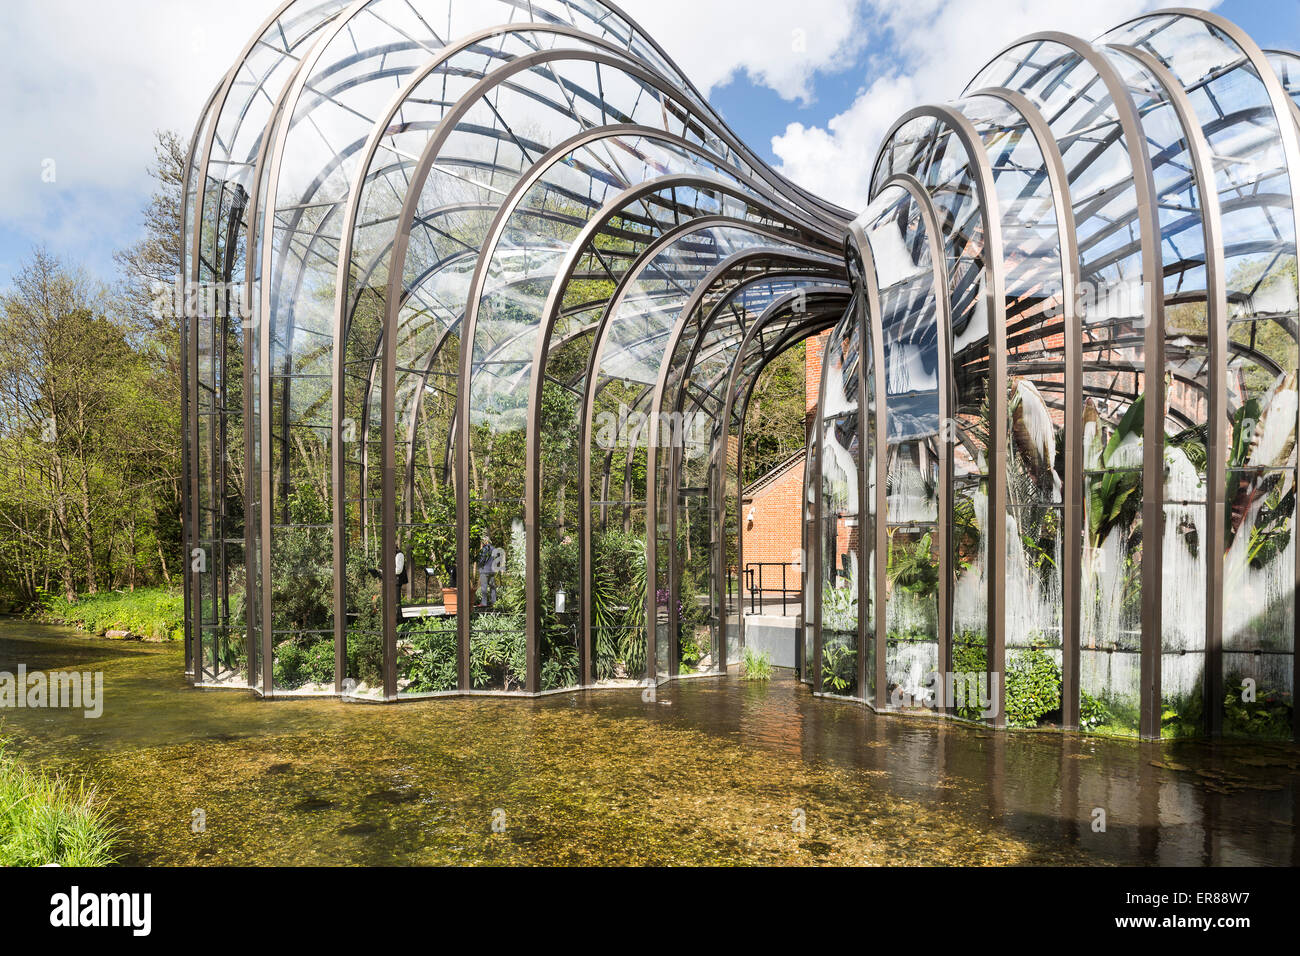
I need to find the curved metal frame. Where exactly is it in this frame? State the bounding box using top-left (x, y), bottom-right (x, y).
top-left (181, 3), bottom-right (1300, 742)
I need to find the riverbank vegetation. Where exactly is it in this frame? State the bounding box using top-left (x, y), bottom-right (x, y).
top-left (0, 133), bottom-right (186, 612)
top-left (0, 743), bottom-right (117, 866)
top-left (39, 587), bottom-right (183, 642)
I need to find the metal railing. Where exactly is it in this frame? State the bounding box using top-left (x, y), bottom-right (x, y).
top-left (743, 563), bottom-right (802, 617)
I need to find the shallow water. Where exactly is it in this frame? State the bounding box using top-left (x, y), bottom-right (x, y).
top-left (0, 618), bottom-right (1296, 866)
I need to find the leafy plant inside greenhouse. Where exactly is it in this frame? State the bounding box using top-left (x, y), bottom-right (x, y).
top-left (821, 638), bottom-right (856, 694)
top-left (1223, 681), bottom-right (1294, 739)
top-left (591, 527), bottom-right (648, 680)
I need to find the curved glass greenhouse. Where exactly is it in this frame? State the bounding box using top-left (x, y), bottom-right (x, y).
top-left (182, 3), bottom-right (1300, 740)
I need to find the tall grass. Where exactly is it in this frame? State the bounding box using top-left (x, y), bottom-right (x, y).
top-left (0, 744), bottom-right (118, 866)
top-left (742, 647), bottom-right (773, 682)
top-left (41, 588), bottom-right (183, 642)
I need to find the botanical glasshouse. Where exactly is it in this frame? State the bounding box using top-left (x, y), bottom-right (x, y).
top-left (182, 1), bottom-right (1300, 742)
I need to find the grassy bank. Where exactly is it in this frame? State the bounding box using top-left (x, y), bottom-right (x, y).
top-left (41, 588), bottom-right (183, 642)
top-left (0, 744), bottom-right (117, 866)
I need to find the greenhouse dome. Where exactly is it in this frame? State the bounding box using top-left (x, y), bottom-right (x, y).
top-left (182, 2), bottom-right (1300, 741)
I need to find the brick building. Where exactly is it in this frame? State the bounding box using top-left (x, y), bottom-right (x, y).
top-left (739, 331), bottom-right (829, 611)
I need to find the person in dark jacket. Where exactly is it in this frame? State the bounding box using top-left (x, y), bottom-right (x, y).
top-left (477, 536), bottom-right (496, 608)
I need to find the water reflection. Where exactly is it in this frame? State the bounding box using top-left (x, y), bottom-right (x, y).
top-left (0, 620), bottom-right (1294, 866)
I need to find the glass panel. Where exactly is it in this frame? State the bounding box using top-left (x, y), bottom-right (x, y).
top-left (859, 185), bottom-right (943, 712)
top-left (1104, 13), bottom-right (1298, 736)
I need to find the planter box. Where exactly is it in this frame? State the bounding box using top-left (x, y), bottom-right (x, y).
top-left (442, 588), bottom-right (458, 616)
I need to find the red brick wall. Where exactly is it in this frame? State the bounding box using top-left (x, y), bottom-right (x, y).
top-left (739, 332), bottom-right (828, 602)
top-left (805, 331), bottom-right (828, 426)
top-left (743, 454), bottom-right (807, 596)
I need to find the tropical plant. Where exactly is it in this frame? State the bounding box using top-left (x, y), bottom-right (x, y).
top-left (888, 531), bottom-right (938, 596)
top-left (821, 638), bottom-right (856, 694)
top-left (1084, 395), bottom-right (1144, 549)
top-left (822, 564), bottom-right (858, 633)
top-left (591, 527), bottom-right (648, 680)
top-left (1223, 682), bottom-right (1293, 738)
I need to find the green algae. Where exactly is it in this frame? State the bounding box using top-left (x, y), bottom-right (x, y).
top-left (0, 618), bottom-right (1296, 866)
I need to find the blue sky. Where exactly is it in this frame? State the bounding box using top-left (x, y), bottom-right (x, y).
top-left (709, 0), bottom-right (1300, 172)
top-left (0, 0), bottom-right (1296, 287)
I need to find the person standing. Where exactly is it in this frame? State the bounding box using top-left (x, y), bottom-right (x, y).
top-left (395, 545), bottom-right (409, 627)
top-left (477, 536), bottom-right (496, 608)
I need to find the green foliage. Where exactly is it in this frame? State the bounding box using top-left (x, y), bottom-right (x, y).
top-left (1223, 682), bottom-right (1293, 739)
top-left (1079, 691), bottom-right (1112, 732)
top-left (470, 614), bottom-right (527, 691)
top-left (400, 617), bottom-right (459, 694)
top-left (821, 638), bottom-right (856, 694)
top-left (272, 637), bottom-right (335, 690)
top-left (950, 635), bottom-right (989, 721)
top-left (541, 641), bottom-right (579, 691)
top-left (0, 743), bottom-right (117, 867)
top-left (822, 565), bottom-right (858, 634)
top-left (950, 637), bottom-right (1110, 730)
top-left (741, 647), bottom-right (773, 682)
top-left (1160, 690), bottom-right (1205, 739)
top-left (591, 528), bottom-right (647, 680)
top-left (1086, 394), bottom-right (1144, 547)
top-left (42, 587), bottom-right (183, 641)
top-left (1004, 647), bottom-right (1062, 728)
top-left (742, 342), bottom-right (807, 487)
top-left (3, 143), bottom-right (189, 607)
top-left (404, 483), bottom-right (468, 589)
top-left (888, 532), bottom-right (938, 596)
top-left (270, 487), bottom-right (333, 633)
top-left (679, 629), bottom-right (704, 670)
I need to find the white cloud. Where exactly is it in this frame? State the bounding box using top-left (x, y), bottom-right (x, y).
top-left (615, 0), bottom-right (869, 103)
top-left (771, 0), bottom-right (1222, 210)
top-left (0, 0), bottom-right (1237, 279)
top-left (1, 0), bottom-right (864, 279)
top-left (0, 0), bottom-right (270, 272)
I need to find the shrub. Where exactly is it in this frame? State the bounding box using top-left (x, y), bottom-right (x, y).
top-left (1004, 647), bottom-right (1062, 727)
top-left (400, 617), bottom-right (459, 694)
top-left (951, 638), bottom-right (1110, 730)
top-left (1223, 684), bottom-right (1293, 739)
top-left (42, 588), bottom-right (183, 641)
top-left (470, 614), bottom-right (527, 690)
top-left (273, 637), bottom-right (336, 690)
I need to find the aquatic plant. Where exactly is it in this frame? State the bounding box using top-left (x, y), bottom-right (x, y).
top-left (742, 647), bottom-right (773, 681)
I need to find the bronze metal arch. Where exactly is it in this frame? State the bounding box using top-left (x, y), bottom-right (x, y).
top-left (718, 286), bottom-right (852, 669)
